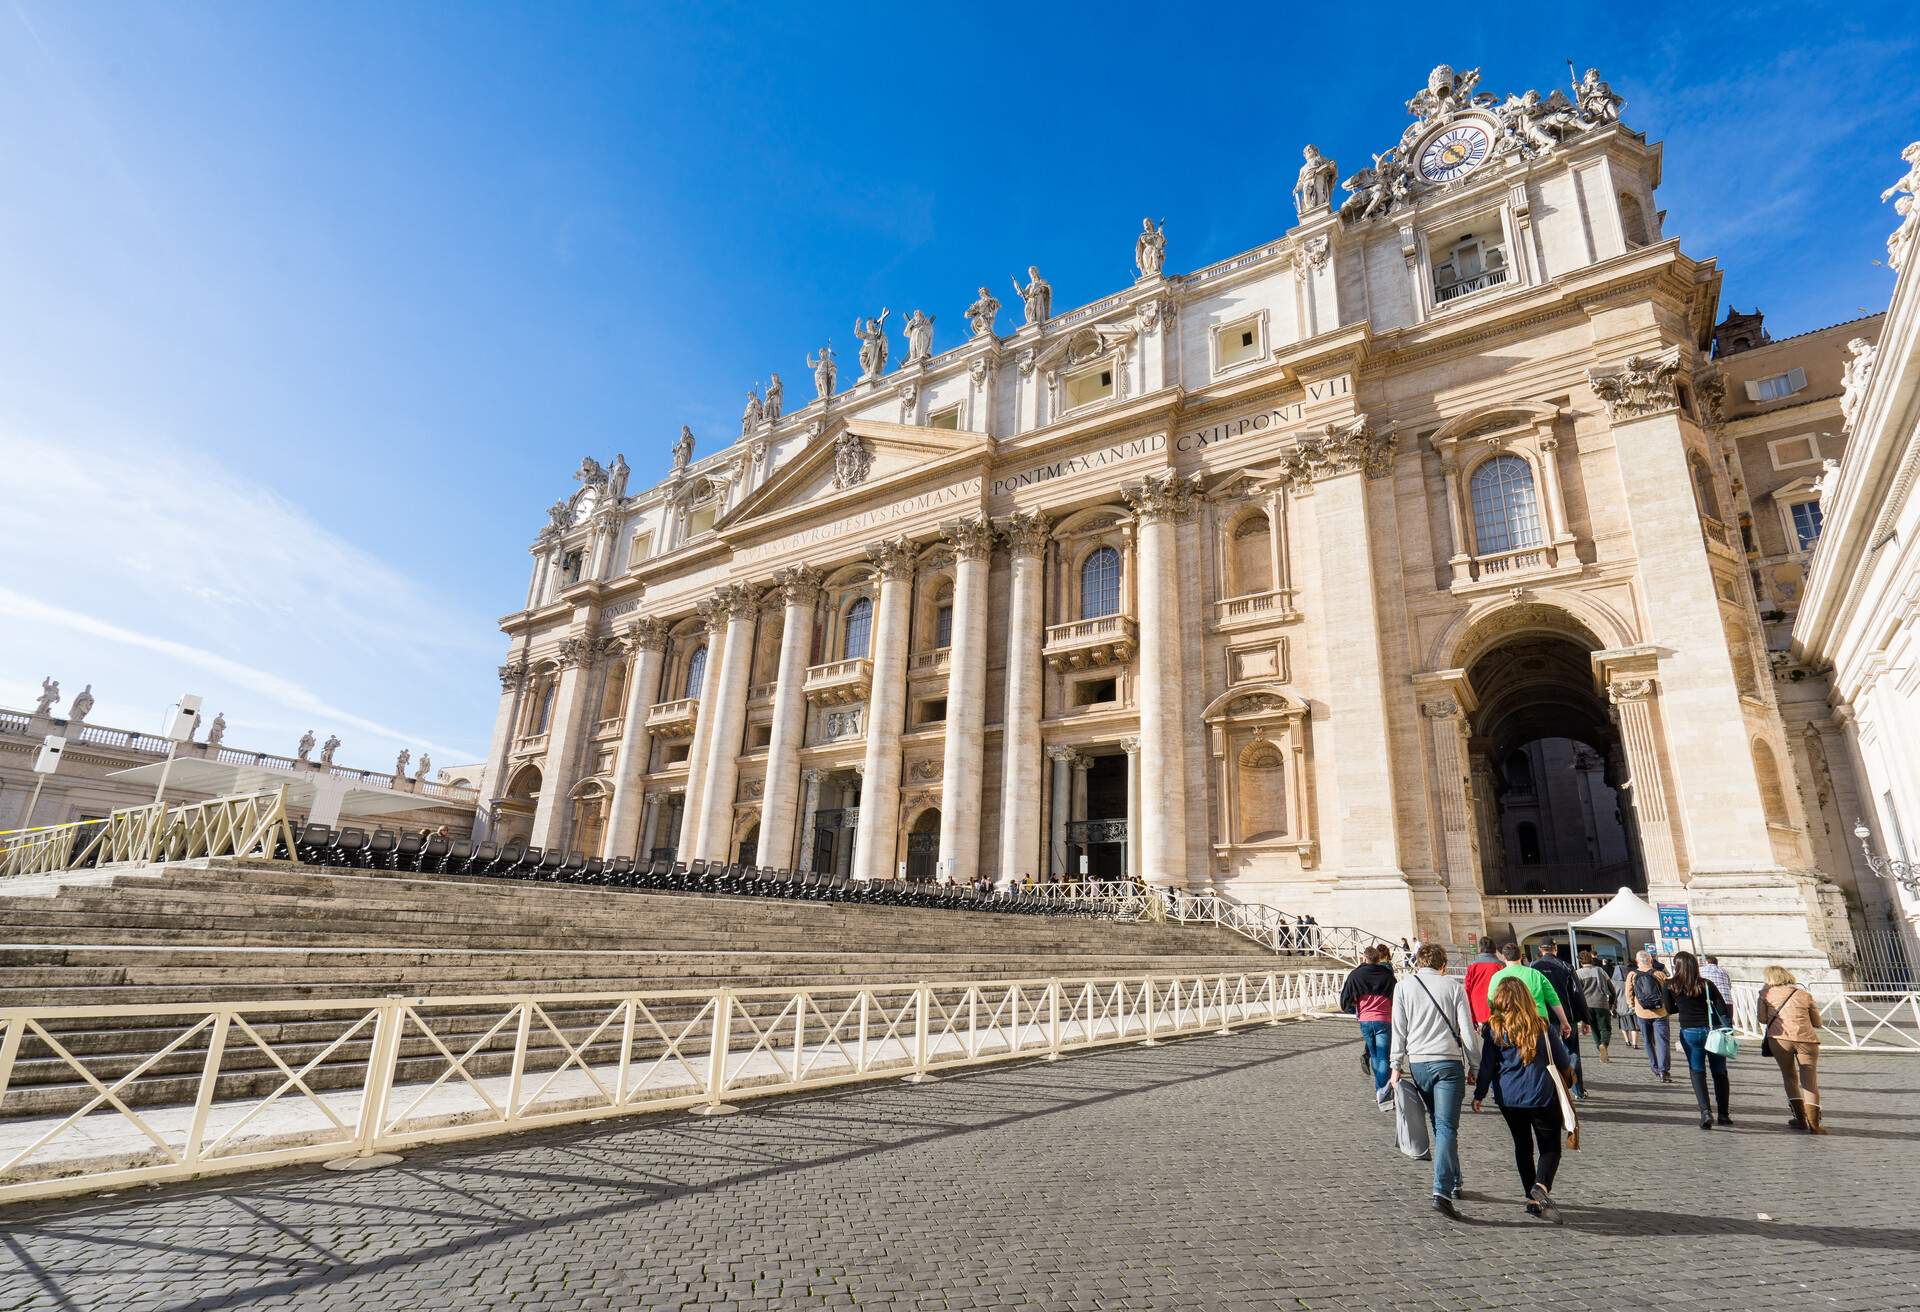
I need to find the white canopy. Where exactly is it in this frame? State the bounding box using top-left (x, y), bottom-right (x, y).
top-left (1570, 886), bottom-right (1662, 932)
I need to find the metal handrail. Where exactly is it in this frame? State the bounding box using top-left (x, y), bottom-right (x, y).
top-left (1016, 881), bottom-right (1392, 966)
top-left (0, 966), bottom-right (1346, 1203)
top-left (1729, 984), bottom-right (1920, 1053)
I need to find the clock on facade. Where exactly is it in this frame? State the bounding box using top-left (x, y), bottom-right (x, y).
top-left (1418, 121), bottom-right (1493, 184)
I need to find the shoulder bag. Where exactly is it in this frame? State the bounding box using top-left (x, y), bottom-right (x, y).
top-left (1705, 985), bottom-right (1740, 1059)
top-left (1540, 1033), bottom-right (1580, 1150)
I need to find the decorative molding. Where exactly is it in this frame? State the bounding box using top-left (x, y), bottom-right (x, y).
top-left (1607, 676), bottom-right (1657, 703)
top-left (557, 635), bottom-right (620, 669)
top-left (771, 564), bottom-right (825, 607)
top-left (944, 515), bottom-right (996, 561)
top-left (497, 661), bottom-right (530, 691)
top-left (1122, 471), bottom-right (1204, 524)
top-left (865, 536), bottom-right (918, 580)
top-left (1587, 347), bottom-right (1683, 421)
top-left (625, 617), bottom-right (670, 652)
top-left (999, 510), bottom-right (1051, 557)
top-left (832, 432), bottom-right (873, 490)
top-left (908, 759), bottom-right (943, 782)
top-left (1275, 417), bottom-right (1395, 485)
top-left (1420, 697), bottom-right (1464, 720)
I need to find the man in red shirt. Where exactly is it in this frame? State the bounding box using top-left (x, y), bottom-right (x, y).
top-left (1464, 935), bottom-right (1502, 1026)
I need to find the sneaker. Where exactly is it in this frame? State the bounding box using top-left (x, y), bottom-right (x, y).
top-left (1529, 1184), bottom-right (1561, 1223)
top-left (1432, 1195), bottom-right (1459, 1220)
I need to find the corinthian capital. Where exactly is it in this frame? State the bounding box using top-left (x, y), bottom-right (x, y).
top-left (1122, 471), bottom-right (1204, 523)
top-left (866, 535), bottom-right (918, 580)
top-left (771, 564), bottom-right (824, 606)
top-left (497, 660), bottom-right (530, 691)
top-left (999, 509), bottom-right (1051, 557)
top-left (1587, 346), bottom-right (1684, 421)
top-left (625, 616), bottom-right (670, 652)
top-left (1277, 416), bottom-right (1395, 484)
top-left (943, 515), bottom-right (997, 561)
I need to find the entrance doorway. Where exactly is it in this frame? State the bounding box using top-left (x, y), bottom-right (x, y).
top-left (1066, 754), bottom-right (1128, 879)
top-left (905, 809), bottom-right (940, 883)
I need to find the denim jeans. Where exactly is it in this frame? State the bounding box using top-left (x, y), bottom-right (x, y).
top-left (1358, 1020), bottom-right (1392, 1093)
top-left (1410, 1059), bottom-right (1465, 1199)
top-left (1679, 1025), bottom-right (1731, 1117)
top-left (1639, 1016), bottom-right (1671, 1075)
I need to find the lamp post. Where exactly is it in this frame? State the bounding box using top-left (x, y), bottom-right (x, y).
top-left (1853, 818), bottom-right (1919, 896)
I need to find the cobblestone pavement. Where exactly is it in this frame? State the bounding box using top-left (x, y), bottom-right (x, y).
top-left (3, 1020), bottom-right (1918, 1310)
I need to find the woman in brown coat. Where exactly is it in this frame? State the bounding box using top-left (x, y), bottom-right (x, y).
top-left (1756, 965), bottom-right (1826, 1134)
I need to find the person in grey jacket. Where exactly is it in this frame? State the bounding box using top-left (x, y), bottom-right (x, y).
top-left (1389, 942), bottom-right (1481, 1218)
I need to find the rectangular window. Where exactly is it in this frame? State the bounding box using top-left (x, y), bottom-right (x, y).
top-left (664, 743), bottom-right (690, 765)
top-left (1214, 316), bottom-right (1264, 371)
top-left (1072, 678), bottom-right (1118, 707)
top-left (917, 698), bottom-right (947, 725)
top-left (933, 605), bottom-right (953, 649)
top-left (629, 532), bottom-right (653, 567)
top-left (1789, 500), bottom-right (1824, 552)
top-left (688, 505), bottom-right (718, 537)
top-left (748, 723), bottom-right (772, 750)
top-left (1064, 365), bottom-right (1114, 410)
top-left (1747, 369), bottom-right (1807, 402)
top-left (928, 404), bottom-right (961, 430)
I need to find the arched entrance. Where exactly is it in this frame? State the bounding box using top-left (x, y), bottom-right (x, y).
top-left (494, 763), bottom-right (541, 847)
top-left (905, 808), bottom-right (940, 883)
top-left (1465, 623), bottom-right (1646, 931)
top-left (735, 822), bottom-right (760, 868)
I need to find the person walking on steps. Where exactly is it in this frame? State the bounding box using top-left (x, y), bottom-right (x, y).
top-left (1667, 950), bottom-right (1733, 1129)
top-left (1757, 965), bottom-right (1827, 1134)
top-left (1529, 943), bottom-right (1591, 1099)
top-left (1626, 949), bottom-right (1672, 1080)
top-left (1340, 945), bottom-right (1398, 1110)
top-left (1465, 936), bottom-right (1503, 1027)
top-left (1388, 943), bottom-right (1480, 1219)
top-left (1473, 976), bottom-right (1576, 1222)
top-left (1576, 949), bottom-right (1618, 1064)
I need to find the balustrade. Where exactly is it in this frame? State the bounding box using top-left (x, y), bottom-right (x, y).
top-left (803, 657), bottom-right (873, 706)
top-left (1042, 615), bottom-right (1136, 671)
top-left (645, 698), bottom-right (700, 737)
top-left (1213, 589), bottom-right (1293, 624)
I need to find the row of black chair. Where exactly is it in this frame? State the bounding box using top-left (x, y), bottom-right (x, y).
top-left (280, 823), bottom-right (1105, 916)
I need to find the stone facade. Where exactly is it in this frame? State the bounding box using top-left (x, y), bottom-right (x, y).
top-left (480, 63), bottom-right (1860, 975)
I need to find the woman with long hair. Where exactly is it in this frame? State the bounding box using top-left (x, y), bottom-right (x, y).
top-left (1756, 964), bottom-right (1827, 1133)
top-left (1473, 976), bottom-right (1575, 1221)
top-left (1667, 950), bottom-right (1733, 1129)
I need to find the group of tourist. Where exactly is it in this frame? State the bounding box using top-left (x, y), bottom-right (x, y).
top-left (1341, 935), bottom-right (1829, 1222)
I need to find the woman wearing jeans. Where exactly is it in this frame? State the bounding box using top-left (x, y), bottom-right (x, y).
top-left (1338, 945), bottom-right (1397, 1107)
top-left (1667, 950), bottom-right (1733, 1129)
top-left (1473, 976), bottom-right (1574, 1222)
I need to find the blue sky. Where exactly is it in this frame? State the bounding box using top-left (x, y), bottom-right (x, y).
top-left (2, 1), bottom-right (1914, 771)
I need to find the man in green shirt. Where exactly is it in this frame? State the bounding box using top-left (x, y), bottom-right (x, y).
top-left (1487, 942), bottom-right (1574, 1039)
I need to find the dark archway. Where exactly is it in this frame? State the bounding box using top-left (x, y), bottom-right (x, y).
top-left (905, 808), bottom-right (940, 883)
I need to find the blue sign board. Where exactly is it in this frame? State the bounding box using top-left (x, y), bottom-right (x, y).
top-left (1657, 902), bottom-right (1694, 955)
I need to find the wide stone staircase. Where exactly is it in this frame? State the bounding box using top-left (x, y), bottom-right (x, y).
top-left (0, 859), bottom-right (1318, 1120)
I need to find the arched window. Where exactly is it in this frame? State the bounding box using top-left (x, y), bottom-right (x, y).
top-left (1505, 750), bottom-right (1534, 795)
top-left (1691, 456), bottom-right (1721, 520)
top-left (930, 582), bottom-right (954, 649)
top-left (843, 597), bottom-right (873, 660)
top-left (535, 683), bottom-right (557, 734)
top-left (1619, 192), bottom-right (1650, 248)
top-left (598, 661), bottom-right (628, 720)
top-left (1230, 514), bottom-right (1273, 595)
top-left (1752, 739), bottom-right (1789, 826)
top-left (1469, 455), bottom-right (1544, 555)
top-left (1080, 546), bottom-right (1121, 619)
top-left (1236, 740), bottom-right (1288, 841)
top-left (683, 645), bottom-right (708, 699)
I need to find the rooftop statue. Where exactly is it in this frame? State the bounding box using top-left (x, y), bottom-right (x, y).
top-left (1406, 64), bottom-right (1488, 125)
top-left (903, 309), bottom-right (935, 365)
top-left (32, 677), bottom-right (58, 718)
top-left (1883, 141), bottom-right (1920, 271)
top-left (320, 733), bottom-right (340, 766)
top-left (1575, 67), bottom-right (1623, 123)
top-left (297, 730), bottom-right (316, 763)
top-left (965, 287), bottom-right (1000, 338)
top-left (1013, 266), bottom-right (1052, 326)
top-left (608, 452), bottom-right (629, 497)
top-left (807, 342), bottom-right (838, 399)
top-left (1841, 337), bottom-right (1879, 429)
top-left (206, 712), bottom-right (226, 748)
top-left (1294, 145), bottom-right (1337, 219)
top-left (1135, 218), bottom-right (1167, 279)
top-left (415, 752), bottom-right (432, 781)
top-left (394, 748), bottom-right (411, 778)
top-left (68, 684), bottom-right (94, 724)
top-left (1500, 88), bottom-right (1582, 155)
top-left (672, 424), bottom-right (695, 472)
top-left (854, 310), bottom-right (890, 381)
top-left (765, 373), bottom-right (783, 422)
top-left (741, 387), bottom-right (764, 436)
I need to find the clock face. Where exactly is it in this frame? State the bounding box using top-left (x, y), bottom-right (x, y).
top-left (1419, 121), bottom-right (1493, 183)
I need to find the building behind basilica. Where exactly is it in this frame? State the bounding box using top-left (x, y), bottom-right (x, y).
top-left (477, 62), bottom-right (1893, 980)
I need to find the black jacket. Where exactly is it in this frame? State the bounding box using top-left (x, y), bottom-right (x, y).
top-left (1530, 954), bottom-right (1590, 1025)
top-left (1338, 962), bottom-right (1397, 1015)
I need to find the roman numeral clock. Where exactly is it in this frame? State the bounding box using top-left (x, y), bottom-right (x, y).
top-left (1418, 120), bottom-right (1494, 183)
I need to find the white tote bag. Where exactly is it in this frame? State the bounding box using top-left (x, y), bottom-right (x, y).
top-left (1394, 1080), bottom-right (1432, 1160)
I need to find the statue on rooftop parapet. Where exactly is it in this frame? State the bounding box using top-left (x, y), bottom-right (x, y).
top-left (1294, 145), bottom-right (1337, 219)
top-left (1575, 67), bottom-right (1623, 123)
top-left (904, 309), bottom-right (935, 365)
top-left (965, 286), bottom-right (1000, 338)
top-left (741, 387), bottom-right (764, 436)
top-left (1135, 218), bottom-right (1167, 278)
top-left (1500, 88), bottom-right (1582, 154)
top-left (415, 752), bottom-right (431, 781)
top-left (1013, 266), bottom-right (1052, 326)
top-left (394, 748), bottom-right (410, 779)
top-left (1406, 64), bottom-right (1488, 125)
top-left (1882, 141), bottom-right (1920, 272)
top-left (854, 309), bottom-right (890, 381)
top-left (542, 499), bottom-right (570, 537)
top-left (297, 730), bottom-right (316, 763)
top-left (672, 425), bottom-right (695, 472)
top-left (320, 734), bottom-right (340, 766)
top-left (764, 373), bottom-right (783, 422)
top-left (608, 453), bottom-right (629, 497)
top-left (206, 713), bottom-right (226, 748)
top-left (32, 677), bottom-right (58, 718)
top-left (68, 684), bottom-right (93, 724)
top-left (1841, 337), bottom-right (1879, 429)
top-left (808, 343), bottom-right (837, 400)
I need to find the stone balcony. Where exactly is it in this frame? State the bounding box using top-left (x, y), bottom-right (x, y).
top-left (1213, 588), bottom-right (1296, 629)
top-left (908, 647), bottom-right (951, 676)
top-left (1043, 616), bottom-right (1136, 672)
top-left (645, 697), bottom-right (699, 737)
top-left (804, 657), bottom-right (873, 706)
top-left (591, 715), bottom-right (625, 742)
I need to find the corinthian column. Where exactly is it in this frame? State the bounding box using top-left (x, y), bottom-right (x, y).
top-left (676, 602), bottom-right (729, 861)
top-left (531, 633), bottom-right (616, 851)
top-left (602, 618), bottom-right (669, 859)
top-left (852, 537), bottom-right (916, 881)
top-left (1123, 473), bottom-right (1202, 884)
top-left (476, 656), bottom-right (528, 844)
top-left (938, 517), bottom-right (995, 882)
top-left (1603, 667), bottom-right (1683, 894)
top-left (694, 584), bottom-right (761, 860)
top-left (1413, 671), bottom-right (1483, 938)
top-left (757, 566), bottom-right (823, 868)
top-left (997, 511), bottom-right (1048, 886)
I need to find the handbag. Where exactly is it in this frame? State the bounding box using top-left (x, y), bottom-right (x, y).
top-left (1541, 1034), bottom-right (1581, 1151)
top-left (1758, 985), bottom-right (1801, 1058)
top-left (1393, 1079), bottom-right (1432, 1160)
top-left (1705, 987), bottom-right (1740, 1060)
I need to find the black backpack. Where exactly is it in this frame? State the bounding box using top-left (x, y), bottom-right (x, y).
top-left (1632, 970), bottom-right (1665, 1010)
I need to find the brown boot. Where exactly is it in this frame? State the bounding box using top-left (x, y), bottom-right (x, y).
top-left (1786, 1098), bottom-right (1807, 1131)
top-left (1806, 1102), bottom-right (1827, 1135)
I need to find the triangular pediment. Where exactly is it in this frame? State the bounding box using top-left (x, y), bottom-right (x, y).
top-left (719, 417), bottom-right (994, 534)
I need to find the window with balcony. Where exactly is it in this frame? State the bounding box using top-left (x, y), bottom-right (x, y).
top-left (1432, 229), bottom-right (1508, 305)
top-left (1080, 547), bottom-right (1120, 620)
top-left (1469, 455), bottom-right (1543, 555)
top-left (843, 597), bottom-right (873, 660)
top-left (534, 683), bottom-right (556, 734)
top-left (1691, 456), bottom-right (1722, 521)
top-left (682, 645), bottom-right (708, 699)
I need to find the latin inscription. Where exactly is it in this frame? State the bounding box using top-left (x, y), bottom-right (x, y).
top-left (990, 433), bottom-right (1166, 497)
top-left (1176, 375), bottom-right (1351, 455)
top-left (740, 479), bottom-right (983, 563)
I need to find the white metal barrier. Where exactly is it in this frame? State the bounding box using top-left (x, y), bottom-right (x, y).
top-left (0, 968), bottom-right (1344, 1203)
top-left (1729, 984), bottom-right (1920, 1052)
top-left (1020, 881), bottom-right (1386, 965)
top-left (0, 787), bottom-right (296, 878)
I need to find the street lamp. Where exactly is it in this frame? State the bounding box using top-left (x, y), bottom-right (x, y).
top-left (1854, 818), bottom-right (1919, 896)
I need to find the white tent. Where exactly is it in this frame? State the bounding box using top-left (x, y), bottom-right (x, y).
top-left (1571, 887), bottom-right (1662, 932)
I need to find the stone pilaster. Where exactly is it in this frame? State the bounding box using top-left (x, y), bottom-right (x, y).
top-left (796, 769), bottom-right (823, 874)
top-left (937, 517), bottom-right (994, 882)
top-left (1122, 736), bottom-right (1142, 881)
top-left (530, 633), bottom-right (616, 851)
top-left (1596, 654), bottom-right (1684, 896)
top-left (757, 567), bottom-right (822, 868)
top-left (675, 602), bottom-right (728, 861)
top-left (996, 511), bottom-right (1048, 886)
top-left (1123, 472), bottom-right (1203, 885)
top-left (476, 656), bottom-right (529, 844)
top-left (694, 584), bottom-right (761, 860)
top-left (1413, 670), bottom-right (1484, 941)
top-left (852, 538), bottom-right (916, 881)
top-left (638, 791), bottom-right (663, 860)
top-left (602, 618), bottom-right (669, 859)
top-left (1047, 746), bottom-right (1077, 877)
